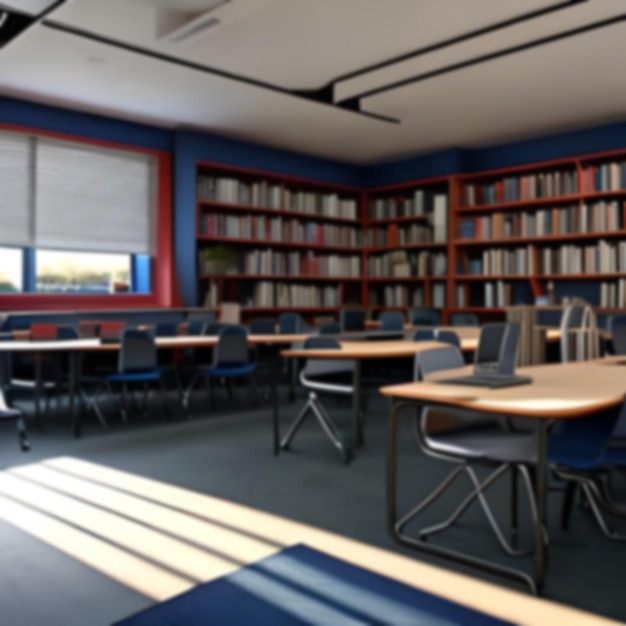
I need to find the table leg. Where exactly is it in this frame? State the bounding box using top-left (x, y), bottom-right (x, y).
top-left (70, 353), bottom-right (80, 438)
top-left (534, 420), bottom-right (550, 592)
top-left (352, 359), bottom-right (362, 447)
top-left (288, 357), bottom-right (295, 404)
top-left (272, 353), bottom-right (279, 457)
top-left (34, 354), bottom-right (43, 431)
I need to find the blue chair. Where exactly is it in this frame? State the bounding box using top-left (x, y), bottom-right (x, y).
top-left (609, 314), bottom-right (626, 355)
top-left (280, 336), bottom-right (354, 464)
top-left (340, 309), bottom-right (366, 332)
top-left (379, 311), bottom-right (404, 331)
top-left (410, 307), bottom-right (441, 326)
top-left (249, 319), bottom-right (277, 334)
top-left (450, 312), bottom-right (479, 326)
top-left (182, 325), bottom-right (257, 414)
top-left (87, 328), bottom-right (172, 423)
top-left (550, 404), bottom-right (626, 540)
top-left (413, 329), bottom-right (435, 341)
top-left (278, 313), bottom-right (306, 334)
top-left (318, 322), bottom-right (340, 335)
top-left (436, 330), bottom-right (461, 348)
top-left (187, 311), bottom-right (217, 336)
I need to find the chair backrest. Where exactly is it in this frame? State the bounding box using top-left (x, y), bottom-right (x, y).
top-left (414, 345), bottom-right (465, 380)
top-left (379, 311), bottom-right (404, 331)
top-left (213, 325), bottom-right (249, 367)
top-left (413, 329), bottom-right (435, 341)
top-left (474, 322), bottom-right (520, 375)
top-left (278, 313), bottom-right (305, 334)
top-left (339, 309), bottom-right (366, 332)
top-left (610, 314), bottom-right (626, 355)
top-left (559, 303), bottom-right (594, 362)
top-left (249, 319), bottom-right (277, 335)
top-left (410, 308), bottom-right (440, 326)
top-left (0, 333), bottom-right (13, 388)
top-left (436, 330), bottom-right (460, 348)
top-left (302, 336), bottom-right (353, 378)
top-left (118, 328), bottom-right (157, 373)
top-left (155, 323), bottom-right (179, 337)
top-left (187, 311), bottom-right (216, 336)
top-left (56, 325), bottom-right (79, 340)
top-left (318, 322), bottom-right (341, 335)
top-left (449, 312), bottom-right (479, 327)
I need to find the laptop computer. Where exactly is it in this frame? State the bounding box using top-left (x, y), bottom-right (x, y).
top-left (439, 322), bottom-right (532, 388)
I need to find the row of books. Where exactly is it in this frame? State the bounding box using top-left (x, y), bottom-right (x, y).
top-left (200, 214), bottom-right (360, 247)
top-left (366, 222), bottom-right (435, 247)
top-left (539, 241), bottom-right (626, 275)
top-left (368, 190), bottom-right (445, 220)
top-left (599, 280), bottom-right (626, 308)
top-left (582, 162), bottom-right (626, 192)
top-left (199, 249), bottom-right (362, 277)
top-left (249, 283), bottom-right (339, 308)
top-left (458, 201), bottom-right (624, 240)
top-left (368, 286), bottom-right (425, 308)
top-left (197, 176), bottom-right (358, 220)
top-left (455, 281), bottom-right (512, 308)
top-left (458, 247), bottom-right (534, 276)
top-left (462, 170), bottom-right (578, 206)
top-left (367, 250), bottom-right (447, 278)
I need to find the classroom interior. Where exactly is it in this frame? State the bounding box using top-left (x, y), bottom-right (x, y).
top-left (1, 1), bottom-right (626, 625)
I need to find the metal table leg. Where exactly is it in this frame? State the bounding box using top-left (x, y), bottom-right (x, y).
top-left (352, 359), bottom-right (362, 447)
top-left (534, 420), bottom-right (550, 592)
top-left (272, 351), bottom-right (280, 456)
top-left (34, 354), bottom-right (43, 431)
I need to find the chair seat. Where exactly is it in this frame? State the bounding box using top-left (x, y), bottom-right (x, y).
top-left (429, 427), bottom-right (537, 463)
top-left (107, 371), bottom-right (161, 383)
top-left (201, 364), bottom-right (256, 377)
top-left (10, 378), bottom-right (57, 390)
top-left (0, 408), bottom-right (21, 420)
top-left (302, 372), bottom-right (353, 396)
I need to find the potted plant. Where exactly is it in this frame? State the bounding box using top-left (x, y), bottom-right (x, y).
top-left (202, 245), bottom-right (238, 275)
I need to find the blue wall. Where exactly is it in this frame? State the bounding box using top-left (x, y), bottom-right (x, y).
top-left (0, 96), bottom-right (172, 151)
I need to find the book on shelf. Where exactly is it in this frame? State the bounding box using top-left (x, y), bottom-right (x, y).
top-left (462, 169), bottom-right (578, 206)
top-left (368, 250), bottom-right (447, 278)
top-left (582, 160), bottom-right (626, 192)
top-left (197, 175), bottom-right (358, 220)
top-left (458, 246), bottom-right (533, 276)
top-left (600, 279), bottom-right (626, 308)
top-left (430, 194), bottom-right (448, 243)
top-left (369, 285), bottom-right (424, 307)
top-left (432, 283), bottom-right (446, 308)
top-left (458, 202), bottom-right (624, 240)
top-left (203, 282), bottom-right (219, 308)
top-left (539, 240), bottom-right (626, 275)
top-left (484, 281), bottom-right (511, 308)
top-left (368, 189), bottom-right (447, 226)
top-left (366, 222), bottom-right (434, 247)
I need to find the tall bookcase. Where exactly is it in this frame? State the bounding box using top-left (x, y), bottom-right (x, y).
top-left (195, 149), bottom-right (626, 324)
top-left (196, 162), bottom-right (364, 321)
top-left (364, 177), bottom-right (451, 314)
top-left (452, 149), bottom-right (626, 319)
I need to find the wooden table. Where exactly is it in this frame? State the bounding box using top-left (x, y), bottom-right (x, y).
top-left (281, 340), bottom-right (451, 454)
top-left (380, 358), bottom-right (626, 594)
top-left (0, 334), bottom-right (310, 439)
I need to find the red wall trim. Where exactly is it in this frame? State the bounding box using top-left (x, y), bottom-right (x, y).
top-left (0, 123), bottom-right (175, 311)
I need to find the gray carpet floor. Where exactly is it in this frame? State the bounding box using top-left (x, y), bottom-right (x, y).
top-left (0, 388), bottom-right (625, 626)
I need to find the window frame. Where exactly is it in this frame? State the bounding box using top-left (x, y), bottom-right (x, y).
top-left (0, 122), bottom-right (173, 309)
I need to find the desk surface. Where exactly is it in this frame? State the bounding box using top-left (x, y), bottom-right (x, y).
top-left (380, 358), bottom-right (626, 419)
top-left (0, 457), bottom-right (617, 626)
top-left (0, 334), bottom-right (310, 353)
top-left (282, 339), bottom-right (451, 360)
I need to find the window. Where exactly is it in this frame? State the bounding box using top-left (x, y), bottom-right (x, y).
top-left (35, 250), bottom-right (132, 294)
top-left (0, 130), bottom-right (158, 296)
top-left (0, 247), bottom-right (23, 293)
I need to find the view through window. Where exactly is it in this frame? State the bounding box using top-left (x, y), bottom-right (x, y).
top-left (36, 250), bottom-right (132, 294)
top-left (0, 247), bottom-right (23, 293)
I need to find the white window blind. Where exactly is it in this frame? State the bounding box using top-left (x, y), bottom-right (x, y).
top-left (0, 131), bottom-right (33, 248)
top-left (35, 138), bottom-right (156, 255)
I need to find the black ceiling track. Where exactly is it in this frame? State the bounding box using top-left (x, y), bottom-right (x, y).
top-left (343, 14), bottom-right (626, 109)
top-left (41, 21), bottom-right (400, 125)
top-left (0, 0), bottom-right (65, 47)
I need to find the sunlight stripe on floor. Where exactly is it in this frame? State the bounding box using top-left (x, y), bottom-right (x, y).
top-left (0, 494), bottom-right (190, 601)
top-left (12, 463), bottom-right (277, 565)
top-left (0, 473), bottom-right (243, 583)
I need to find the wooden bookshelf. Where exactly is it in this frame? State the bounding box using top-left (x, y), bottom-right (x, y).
top-left (195, 148), bottom-right (626, 324)
top-left (196, 162), bottom-right (365, 318)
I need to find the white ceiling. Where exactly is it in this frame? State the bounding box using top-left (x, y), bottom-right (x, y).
top-left (0, 0), bottom-right (624, 164)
